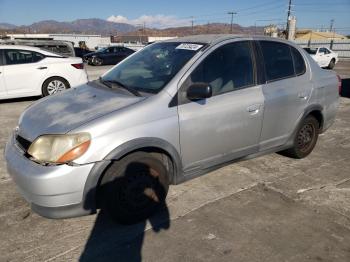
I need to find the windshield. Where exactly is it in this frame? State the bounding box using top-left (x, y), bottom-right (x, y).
top-left (303, 47), bottom-right (318, 55)
top-left (101, 42), bottom-right (204, 93)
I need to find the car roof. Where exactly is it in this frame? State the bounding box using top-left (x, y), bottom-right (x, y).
top-left (163, 34), bottom-right (294, 46)
top-left (0, 44), bottom-right (62, 56)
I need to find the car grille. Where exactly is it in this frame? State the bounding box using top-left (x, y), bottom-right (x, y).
top-left (16, 135), bottom-right (31, 152)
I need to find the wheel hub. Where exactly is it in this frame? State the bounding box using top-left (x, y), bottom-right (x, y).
top-left (47, 80), bottom-right (66, 95)
top-left (297, 123), bottom-right (314, 152)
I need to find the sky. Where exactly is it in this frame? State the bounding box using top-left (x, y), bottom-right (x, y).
top-left (0, 0), bottom-right (349, 33)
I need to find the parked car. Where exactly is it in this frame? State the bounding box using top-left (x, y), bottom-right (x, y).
top-left (303, 47), bottom-right (339, 69)
top-left (83, 46), bottom-right (135, 66)
top-left (0, 45), bottom-right (88, 99)
top-left (5, 35), bottom-right (339, 224)
top-left (1, 40), bottom-right (75, 57)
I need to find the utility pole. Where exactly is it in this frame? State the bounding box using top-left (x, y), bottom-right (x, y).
top-left (228, 11), bottom-right (237, 33)
top-left (285, 0), bottom-right (292, 39)
top-left (329, 19), bottom-right (335, 32)
top-left (191, 16), bottom-right (194, 34)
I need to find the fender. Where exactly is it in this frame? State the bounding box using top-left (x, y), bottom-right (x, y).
top-left (82, 137), bottom-right (183, 212)
top-left (301, 104), bottom-right (324, 131)
top-left (286, 104), bottom-right (324, 146)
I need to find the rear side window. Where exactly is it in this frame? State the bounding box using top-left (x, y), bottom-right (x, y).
top-left (5, 50), bottom-right (45, 65)
top-left (291, 47), bottom-right (306, 75)
top-left (260, 41), bottom-right (294, 82)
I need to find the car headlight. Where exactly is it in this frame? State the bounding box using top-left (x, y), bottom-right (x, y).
top-left (27, 133), bottom-right (91, 164)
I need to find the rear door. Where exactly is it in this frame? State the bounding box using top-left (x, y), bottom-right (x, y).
top-left (113, 47), bottom-right (127, 64)
top-left (178, 40), bottom-right (265, 172)
top-left (3, 49), bottom-right (47, 96)
top-left (258, 41), bottom-right (310, 150)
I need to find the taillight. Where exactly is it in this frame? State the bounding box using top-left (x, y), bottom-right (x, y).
top-left (71, 63), bottom-right (84, 69)
top-left (337, 75), bottom-right (342, 95)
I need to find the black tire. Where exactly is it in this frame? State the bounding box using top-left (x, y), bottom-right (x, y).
top-left (328, 58), bottom-right (336, 69)
top-left (100, 152), bottom-right (170, 224)
top-left (42, 77), bottom-right (70, 97)
top-left (92, 57), bottom-right (103, 66)
top-left (279, 115), bottom-right (319, 159)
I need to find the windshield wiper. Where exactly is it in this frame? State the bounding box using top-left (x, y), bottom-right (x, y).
top-left (99, 77), bottom-right (141, 97)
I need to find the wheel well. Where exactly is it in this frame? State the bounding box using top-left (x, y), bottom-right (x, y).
top-left (94, 147), bottom-right (176, 208)
top-left (308, 110), bottom-right (324, 131)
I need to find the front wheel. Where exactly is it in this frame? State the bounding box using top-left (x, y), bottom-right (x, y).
top-left (328, 58), bottom-right (336, 69)
top-left (279, 115), bottom-right (319, 159)
top-left (100, 152), bottom-right (170, 224)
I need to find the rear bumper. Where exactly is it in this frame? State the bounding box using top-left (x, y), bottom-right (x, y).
top-left (5, 133), bottom-right (95, 218)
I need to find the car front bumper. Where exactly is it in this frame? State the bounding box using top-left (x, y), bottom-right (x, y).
top-left (4, 134), bottom-right (95, 218)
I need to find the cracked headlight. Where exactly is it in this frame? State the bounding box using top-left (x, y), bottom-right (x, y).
top-left (27, 133), bottom-right (91, 164)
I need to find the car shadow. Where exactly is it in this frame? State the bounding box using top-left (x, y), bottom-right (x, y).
top-left (79, 161), bottom-right (171, 262)
top-left (340, 78), bottom-right (350, 98)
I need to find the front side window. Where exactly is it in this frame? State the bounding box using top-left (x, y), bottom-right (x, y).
top-left (189, 41), bottom-right (255, 96)
top-left (5, 50), bottom-right (44, 65)
top-left (260, 41), bottom-right (294, 82)
top-left (102, 42), bottom-right (203, 93)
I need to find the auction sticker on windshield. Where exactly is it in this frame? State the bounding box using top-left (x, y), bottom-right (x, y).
top-left (176, 43), bottom-right (203, 51)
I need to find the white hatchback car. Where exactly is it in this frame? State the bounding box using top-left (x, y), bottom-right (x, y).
top-left (303, 47), bottom-right (339, 69)
top-left (0, 45), bottom-right (88, 99)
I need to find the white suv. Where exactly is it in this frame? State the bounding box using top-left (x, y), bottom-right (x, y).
top-left (0, 45), bottom-right (88, 99)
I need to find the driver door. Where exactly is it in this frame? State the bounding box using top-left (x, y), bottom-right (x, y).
top-left (177, 41), bottom-right (264, 172)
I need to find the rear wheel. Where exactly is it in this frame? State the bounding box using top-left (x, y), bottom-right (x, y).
top-left (42, 77), bottom-right (69, 96)
top-left (92, 57), bottom-right (103, 66)
top-left (328, 58), bottom-right (336, 69)
top-left (279, 115), bottom-right (319, 159)
top-left (100, 152), bottom-right (170, 224)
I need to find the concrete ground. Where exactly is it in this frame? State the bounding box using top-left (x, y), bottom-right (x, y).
top-left (0, 62), bottom-right (349, 262)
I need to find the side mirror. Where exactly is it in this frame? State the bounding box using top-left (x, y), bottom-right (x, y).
top-left (187, 83), bottom-right (212, 100)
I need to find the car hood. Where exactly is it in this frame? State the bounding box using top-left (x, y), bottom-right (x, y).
top-left (17, 84), bottom-right (145, 141)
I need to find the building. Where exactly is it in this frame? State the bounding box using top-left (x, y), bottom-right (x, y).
top-left (112, 35), bottom-right (177, 44)
top-left (295, 30), bottom-right (347, 40)
top-left (5, 33), bottom-right (111, 49)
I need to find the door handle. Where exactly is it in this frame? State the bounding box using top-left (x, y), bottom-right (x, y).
top-left (247, 104), bottom-right (261, 114)
top-left (37, 66), bottom-right (47, 70)
top-left (298, 93), bottom-right (308, 100)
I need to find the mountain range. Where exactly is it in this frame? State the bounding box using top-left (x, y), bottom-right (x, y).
top-left (0, 18), bottom-right (264, 36)
top-left (0, 19), bottom-right (136, 35)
